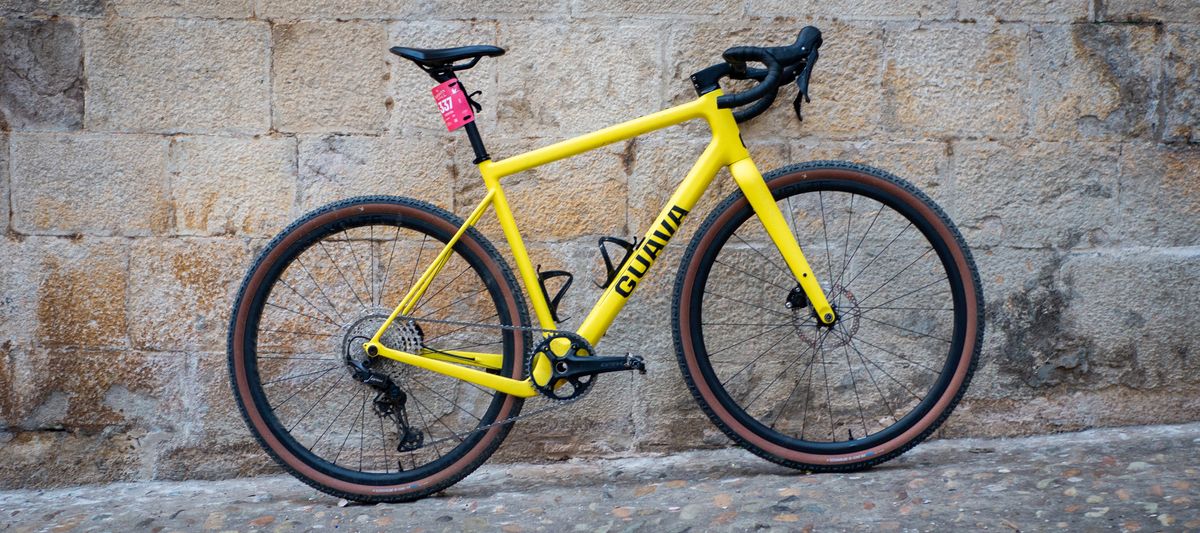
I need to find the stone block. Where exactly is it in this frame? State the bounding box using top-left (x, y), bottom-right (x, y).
top-left (0, 0), bottom-right (105, 17)
top-left (791, 139), bottom-right (951, 196)
top-left (106, 0), bottom-right (253, 18)
top-left (668, 21), bottom-right (884, 141)
top-left (160, 352), bottom-right (278, 480)
top-left (746, 0), bottom-right (953, 19)
top-left (258, 0), bottom-right (423, 20)
top-left (0, 341), bottom-right (14, 425)
top-left (882, 25), bottom-right (1025, 139)
top-left (0, 430), bottom-right (144, 489)
top-left (296, 133), bottom-right (455, 212)
top-left (0, 238), bottom-right (37, 349)
top-left (1060, 249), bottom-right (1200, 389)
top-left (957, 0), bottom-right (1090, 22)
top-left (1117, 143), bottom-right (1200, 247)
top-left (10, 349), bottom-right (186, 431)
top-left (953, 141), bottom-right (1119, 249)
top-left (971, 247), bottom-right (1066, 398)
top-left (575, 0), bottom-right (736, 15)
top-left (0, 18), bottom-right (84, 131)
top-left (272, 21), bottom-right (389, 134)
top-left (83, 19), bottom-right (269, 134)
top-left (2, 347), bottom-right (188, 486)
top-left (10, 133), bottom-right (169, 236)
top-left (496, 22), bottom-right (661, 137)
top-left (1103, 0), bottom-right (1200, 22)
top-left (1028, 24), bottom-right (1162, 141)
top-left (127, 238), bottom-right (250, 352)
top-left (1163, 27), bottom-right (1200, 143)
top-left (456, 136), bottom-right (628, 239)
top-left (1, 134), bottom-right (8, 234)
top-left (387, 20), bottom-right (499, 134)
top-left (33, 238), bottom-right (130, 350)
top-left (428, 0), bottom-right (565, 18)
top-left (169, 135), bottom-right (297, 237)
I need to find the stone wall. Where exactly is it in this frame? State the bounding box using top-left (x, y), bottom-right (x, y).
top-left (0, 0), bottom-right (1197, 488)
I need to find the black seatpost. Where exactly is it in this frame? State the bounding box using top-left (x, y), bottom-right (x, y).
top-left (428, 67), bottom-right (490, 164)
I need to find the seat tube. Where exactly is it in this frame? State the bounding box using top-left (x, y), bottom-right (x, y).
top-left (727, 156), bottom-right (837, 325)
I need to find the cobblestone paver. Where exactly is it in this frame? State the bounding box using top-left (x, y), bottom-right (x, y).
top-left (2, 423), bottom-right (1198, 532)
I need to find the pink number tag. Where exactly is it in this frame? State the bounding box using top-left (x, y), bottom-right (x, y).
top-left (431, 79), bottom-right (475, 131)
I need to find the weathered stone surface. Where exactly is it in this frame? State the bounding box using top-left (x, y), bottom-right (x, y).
top-left (1117, 143), bottom-right (1200, 247)
top-left (127, 238), bottom-right (249, 352)
top-left (957, 0), bottom-right (1089, 22)
top-left (457, 137), bottom-right (627, 239)
top-left (296, 133), bottom-right (455, 211)
top-left (10, 133), bottom-right (169, 236)
top-left (11, 350), bottom-right (186, 431)
top-left (272, 22), bottom-right (388, 134)
top-left (159, 352), bottom-right (277, 481)
top-left (575, 0), bottom-right (735, 15)
top-left (3, 348), bottom-right (188, 487)
top-left (1060, 249), bottom-right (1200, 390)
top-left (1029, 24), bottom-right (1162, 141)
top-left (169, 135), bottom-right (297, 237)
top-left (953, 141), bottom-right (1119, 249)
top-left (258, 0), bottom-right (423, 20)
top-left (0, 18), bottom-right (84, 131)
top-left (496, 22), bottom-right (661, 137)
top-left (83, 19), bottom-right (269, 134)
top-left (33, 238), bottom-right (129, 350)
top-left (0, 0), bottom-right (105, 17)
top-left (107, 0), bottom-right (253, 18)
top-left (387, 20), bottom-right (499, 134)
top-left (1103, 0), bottom-right (1200, 22)
top-left (1163, 26), bottom-right (1200, 143)
top-left (792, 139), bottom-right (951, 194)
top-left (747, 0), bottom-right (953, 19)
top-left (669, 21), bottom-right (884, 141)
top-left (1, 134), bottom-right (8, 234)
top-left (882, 25), bottom-right (1025, 139)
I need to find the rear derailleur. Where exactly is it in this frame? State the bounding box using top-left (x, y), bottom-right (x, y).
top-left (349, 360), bottom-right (423, 453)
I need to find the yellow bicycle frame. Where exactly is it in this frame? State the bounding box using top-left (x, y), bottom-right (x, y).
top-left (365, 90), bottom-right (835, 398)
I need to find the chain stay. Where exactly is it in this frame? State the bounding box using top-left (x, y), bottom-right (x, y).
top-left (384, 314), bottom-right (593, 451)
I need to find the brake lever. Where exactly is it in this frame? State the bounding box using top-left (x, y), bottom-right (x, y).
top-left (792, 49), bottom-right (818, 121)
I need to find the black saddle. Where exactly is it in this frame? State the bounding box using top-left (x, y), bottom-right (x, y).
top-left (389, 45), bottom-right (504, 69)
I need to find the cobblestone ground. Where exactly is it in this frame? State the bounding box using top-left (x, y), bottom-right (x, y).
top-left (2, 423), bottom-right (1198, 532)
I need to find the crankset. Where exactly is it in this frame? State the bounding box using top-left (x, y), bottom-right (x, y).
top-left (527, 332), bottom-right (646, 401)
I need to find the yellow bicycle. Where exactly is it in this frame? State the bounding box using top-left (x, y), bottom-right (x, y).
top-left (228, 26), bottom-right (984, 502)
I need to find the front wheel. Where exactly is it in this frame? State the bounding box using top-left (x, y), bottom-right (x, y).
top-left (673, 161), bottom-right (983, 471)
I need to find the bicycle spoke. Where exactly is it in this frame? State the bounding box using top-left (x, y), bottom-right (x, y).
top-left (720, 326), bottom-right (798, 388)
top-left (855, 247), bottom-right (934, 305)
top-left (732, 232), bottom-right (790, 278)
top-left (310, 382), bottom-right (360, 452)
top-left (277, 278), bottom-right (340, 326)
top-left (294, 256), bottom-right (347, 323)
top-left (833, 203), bottom-right (884, 291)
top-left (843, 221), bottom-right (911, 291)
top-left (714, 257), bottom-right (792, 292)
top-left (265, 302), bottom-right (340, 327)
top-left (704, 291), bottom-right (793, 319)
top-left (318, 241), bottom-right (369, 312)
top-left (263, 366), bottom-right (339, 386)
top-left (856, 314), bottom-right (952, 344)
top-left (817, 191), bottom-right (835, 291)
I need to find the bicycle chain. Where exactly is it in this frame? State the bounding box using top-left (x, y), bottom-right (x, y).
top-left (383, 315), bottom-right (594, 451)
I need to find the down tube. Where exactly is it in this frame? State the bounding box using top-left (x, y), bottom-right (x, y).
top-left (575, 141), bottom-right (725, 345)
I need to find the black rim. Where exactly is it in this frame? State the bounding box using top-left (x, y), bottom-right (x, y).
top-left (688, 173), bottom-right (968, 454)
top-left (239, 209), bottom-right (519, 485)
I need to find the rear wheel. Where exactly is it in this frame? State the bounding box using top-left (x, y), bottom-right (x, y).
top-left (674, 161), bottom-right (983, 470)
top-left (228, 196), bottom-right (530, 502)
